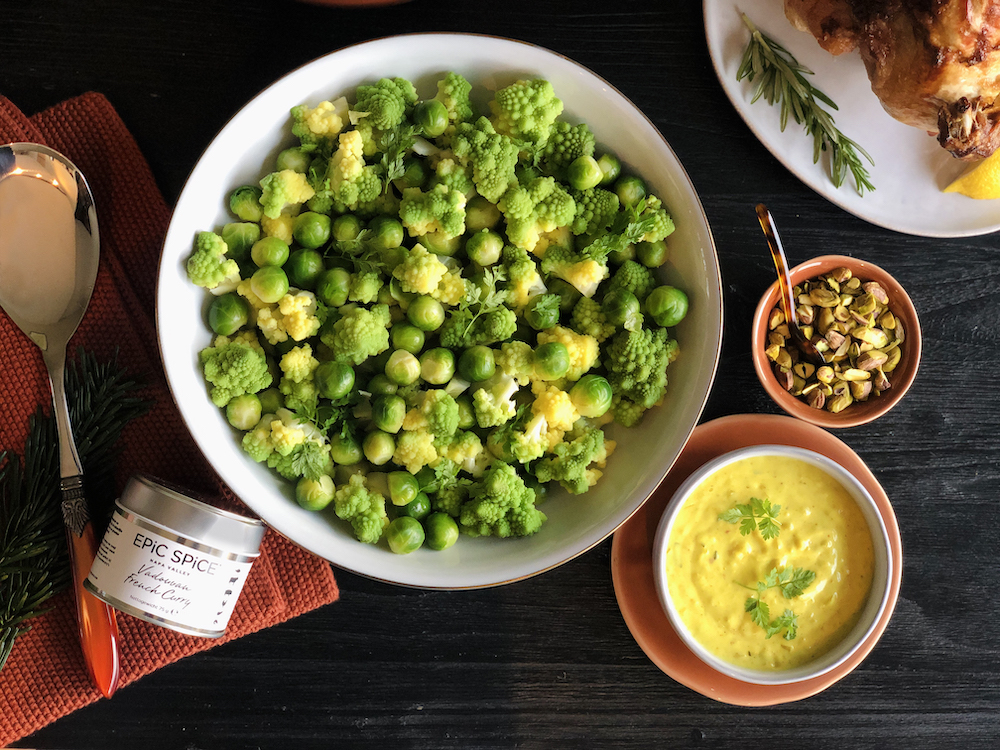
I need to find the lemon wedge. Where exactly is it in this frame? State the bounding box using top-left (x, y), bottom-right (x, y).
top-left (944, 150), bottom-right (1000, 199)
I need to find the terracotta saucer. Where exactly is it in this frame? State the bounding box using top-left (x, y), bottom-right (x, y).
top-left (611, 413), bottom-right (902, 706)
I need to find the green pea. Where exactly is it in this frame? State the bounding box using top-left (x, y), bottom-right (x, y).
top-left (465, 229), bottom-right (504, 266)
top-left (567, 155), bottom-right (604, 191)
top-left (465, 195), bottom-right (501, 232)
top-left (251, 236), bottom-right (289, 268)
top-left (368, 215), bottom-right (405, 251)
top-left (603, 289), bottom-right (642, 330)
top-left (295, 475), bottom-right (335, 511)
top-left (367, 373), bottom-right (398, 396)
top-left (458, 345), bottom-right (496, 383)
top-left (363, 430), bottom-right (396, 466)
top-left (208, 293), bottom-right (249, 336)
top-left (315, 361), bottom-right (355, 400)
top-left (221, 222), bottom-right (260, 263)
top-left (229, 185), bottom-right (264, 222)
top-left (385, 350), bottom-right (421, 386)
top-left (523, 294), bottom-right (561, 331)
top-left (413, 99), bottom-right (449, 138)
top-left (286, 248), bottom-right (325, 290)
top-left (387, 471), bottom-right (420, 506)
top-left (423, 512), bottom-right (459, 551)
top-left (596, 153), bottom-right (622, 185)
top-left (614, 175), bottom-right (647, 207)
top-left (455, 394), bottom-right (475, 429)
top-left (646, 285), bottom-right (689, 328)
top-left (292, 212), bottom-right (331, 250)
top-left (386, 516), bottom-right (425, 554)
top-left (329, 431), bottom-right (363, 465)
top-left (420, 348), bottom-right (456, 385)
top-left (533, 342), bottom-right (570, 381)
top-left (396, 156), bottom-right (428, 190)
top-left (250, 266), bottom-right (289, 304)
top-left (398, 492), bottom-right (432, 521)
top-left (315, 267), bottom-right (352, 307)
top-left (407, 295), bottom-right (445, 332)
top-left (637, 239), bottom-right (668, 268)
top-left (372, 394), bottom-right (407, 434)
top-left (332, 214), bottom-right (363, 242)
top-left (276, 146), bottom-right (312, 174)
top-left (225, 393), bottom-right (262, 430)
top-left (391, 323), bottom-right (425, 354)
top-left (569, 375), bottom-right (613, 418)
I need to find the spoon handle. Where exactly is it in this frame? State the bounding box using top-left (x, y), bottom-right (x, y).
top-left (755, 204), bottom-right (797, 326)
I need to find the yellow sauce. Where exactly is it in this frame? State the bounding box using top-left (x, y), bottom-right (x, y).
top-left (665, 455), bottom-right (875, 671)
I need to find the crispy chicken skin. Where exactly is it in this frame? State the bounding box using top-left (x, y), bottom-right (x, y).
top-left (784, 0), bottom-right (1000, 158)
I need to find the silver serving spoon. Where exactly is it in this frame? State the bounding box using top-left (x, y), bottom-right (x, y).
top-left (0, 143), bottom-right (120, 697)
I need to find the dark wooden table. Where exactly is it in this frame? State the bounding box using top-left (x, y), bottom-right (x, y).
top-left (4, 1), bottom-right (997, 748)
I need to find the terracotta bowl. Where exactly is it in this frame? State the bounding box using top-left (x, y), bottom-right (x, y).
top-left (751, 255), bottom-right (921, 429)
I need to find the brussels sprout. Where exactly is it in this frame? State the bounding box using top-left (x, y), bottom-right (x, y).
top-left (423, 512), bottom-right (459, 551)
top-left (455, 394), bottom-right (475, 429)
top-left (607, 243), bottom-right (635, 266)
top-left (387, 516), bottom-right (425, 554)
top-left (286, 248), bottom-right (325, 290)
top-left (388, 471), bottom-right (420, 506)
top-left (420, 348), bottom-right (456, 385)
top-left (613, 175), bottom-right (647, 207)
top-left (208, 293), bottom-right (249, 336)
top-left (548, 278), bottom-right (582, 314)
top-left (596, 152), bottom-right (622, 186)
top-left (229, 185), bottom-right (264, 222)
top-left (523, 294), bottom-right (561, 331)
top-left (367, 373), bottom-right (398, 396)
top-left (225, 393), bottom-right (262, 430)
top-left (250, 266), bottom-right (289, 304)
top-left (646, 285), bottom-right (689, 328)
top-left (569, 375), bottom-right (613, 418)
top-left (385, 349), bottom-right (421, 386)
top-left (458, 345), bottom-right (496, 383)
top-left (398, 492), bottom-right (432, 521)
top-left (391, 322), bottom-right (425, 354)
top-left (602, 289), bottom-right (642, 330)
top-left (396, 156), bottom-right (428, 190)
top-left (292, 212), bottom-right (332, 250)
top-left (637, 239), bottom-right (668, 268)
top-left (567, 155), bottom-right (603, 191)
top-left (221, 222), bottom-right (261, 263)
top-left (407, 295), bottom-right (445, 332)
top-left (316, 361), bottom-right (355, 400)
top-left (329, 431), bottom-right (363, 465)
top-left (533, 341), bottom-right (570, 381)
top-left (465, 229), bottom-right (504, 267)
top-left (419, 232), bottom-right (461, 256)
top-left (315, 267), bottom-right (352, 307)
top-left (276, 146), bottom-right (312, 174)
top-left (251, 236), bottom-right (289, 268)
top-left (332, 214), bottom-right (363, 242)
top-left (465, 195), bottom-right (502, 232)
top-left (372, 394), bottom-right (406, 434)
top-left (295, 475), bottom-right (335, 511)
top-left (369, 216), bottom-right (405, 251)
top-left (363, 430), bottom-right (396, 466)
top-left (413, 99), bottom-right (449, 138)
top-left (258, 387), bottom-right (283, 414)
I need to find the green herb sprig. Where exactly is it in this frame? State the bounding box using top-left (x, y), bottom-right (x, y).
top-left (719, 496), bottom-right (782, 540)
top-left (737, 13), bottom-right (875, 196)
top-left (0, 349), bottom-right (152, 672)
top-left (740, 566), bottom-right (816, 640)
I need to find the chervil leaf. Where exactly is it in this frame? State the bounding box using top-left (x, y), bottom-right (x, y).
top-left (778, 567), bottom-right (816, 599)
top-left (289, 442), bottom-right (331, 481)
top-left (745, 597), bottom-right (771, 631)
top-left (718, 507), bottom-right (745, 524)
top-left (740, 566), bottom-right (814, 640)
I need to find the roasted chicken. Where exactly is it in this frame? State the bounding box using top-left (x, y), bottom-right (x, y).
top-left (784, 0), bottom-right (1000, 159)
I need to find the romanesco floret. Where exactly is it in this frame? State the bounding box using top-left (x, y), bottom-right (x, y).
top-left (259, 169), bottom-right (315, 220)
top-left (290, 98), bottom-right (349, 144)
top-left (433, 72), bottom-right (474, 131)
top-left (433, 269), bottom-right (466, 306)
top-left (488, 79), bottom-right (563, 148)
top-left (431, 158), bottom-right (476, 198)
top-left (495, 341), bottom-right (534, 386)
top-left (398, 184), bottom-right (467, 239)
top-left (536, 326), bottom-right (599, 381)
top-left (539, 244), bottom-right (609, 298)
top-left (451, 116), bottom-right (520, 203)
top-left (328, 130), bottom-right (382, 210)
top-left (438, 305), bottom-right (517, 349)
top-left (533, 427), bottom-right (606, 494)
top-left (242, 413), bottom-right (279, 462)
top-left (393, 429), bottom-right (439, 474)
top-left (267, 440), bottom-right (333, 481)
top-left (638, 195), bottom-right (676, 242)
top-left (199, 335), bottom-right (272, 407)
top-left (510, 412), bottom-right (549, 464)
top-left (501, 244), bottom-right (547, 309)
top-left (432, 479), bottom-right (471, 518)
top-left (279, 344), bottom-right (319, 383)
top-left (472, 373), bottom-right (520, 428)
top-left (353, 77), bottom-right (417, 131)
top-left (334, 473), bottom-right (389, 545)
top-left (570, 187), bottom-right (620, 236)
top-left (279, 377), bottom-right (319, 415)
top-left (420, 389), bottom-right (460, 441)
top-left (186, 231), bottom-right (240, 290)
top-left (538, 121), bottom-right (596, 180)
top-left (459, 461), bottom-right (546, 538)
top-left (437, 430), bottom-right (484, 474)
top-left (348, 270), bottom-right (384, 304)
top-left (319, 303), bottom-right (391, 365)
top-left (606, 260), bottom-right (656, 303)
top-left (570, 296), bottom-right (616, 343)
top-left (604, 327), bottom-right (679, 426)
top-left (498, 177), bottom-right (576, 255)
top-left (392, 243), bottom-right (449, 295)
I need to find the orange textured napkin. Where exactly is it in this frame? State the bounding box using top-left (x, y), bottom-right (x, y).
top-left (0, 93), bottom-right (340, 745)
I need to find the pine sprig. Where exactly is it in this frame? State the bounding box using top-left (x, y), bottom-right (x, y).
top-left (0, 348), bottom-right (152, 671)
top-left (737, 13), bottom-right (875, 196)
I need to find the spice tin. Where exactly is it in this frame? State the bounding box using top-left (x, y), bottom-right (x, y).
top-left (84, 475), bottom-right (266, 638)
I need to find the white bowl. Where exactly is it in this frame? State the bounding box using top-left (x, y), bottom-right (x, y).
top-left (156, 33), bottom-right (723, 589)
top-left (651, 445), bottom-right (893, 685)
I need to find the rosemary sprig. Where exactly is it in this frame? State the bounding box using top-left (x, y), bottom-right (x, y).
top-left (737, 13), bottom-right (875, 196)
top-left (0, 348), bottom-right (152, 671)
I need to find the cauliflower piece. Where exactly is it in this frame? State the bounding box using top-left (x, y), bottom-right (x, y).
top-left (531, 383), bottom-right (581, 433)
top-left (279, 291), bottom-right (323, 341)
top-left (498, 176), bottom-right (576, 254)
top-left (328, 130), bottom-right (382, 211)
top-left (259, 169), bottom-right (315, 220)
top-left (501, 244), bottom-right (546, 309)
top-left (398, 184), bottom-right (467, 239)
top-left (392, 243), bottom-right (449, 296)
top-left (539, 245), bottom-right (609, 298)
top-left (488, 79), bottom-right (564, 147)
top-left (291, 98), bottom-right (349, 144)
top-left (471, 374), bottom-right (520, 429)
top-left (536, 326), bottom-right (599, 381)
top-left (186, 231), bottom-right (240, 290)
top-left (451, 116), bottom-right (520, 203)
top-left (392, 429), bottom-right (439, 474)
top-left (279, 343), bottom-right (319, 383)
top-left (260, 209), bottom-right (298, 243)
top-left (510, 412), bottom-right (549, 464)
top-left (437, 430), bottom-right (484, 474)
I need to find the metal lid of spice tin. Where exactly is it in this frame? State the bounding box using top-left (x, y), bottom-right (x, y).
top-left (120, 475), bottom-right (266, 556)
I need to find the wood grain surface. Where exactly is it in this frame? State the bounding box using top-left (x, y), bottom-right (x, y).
top-left (3, 1), bottom-right (997, 748)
